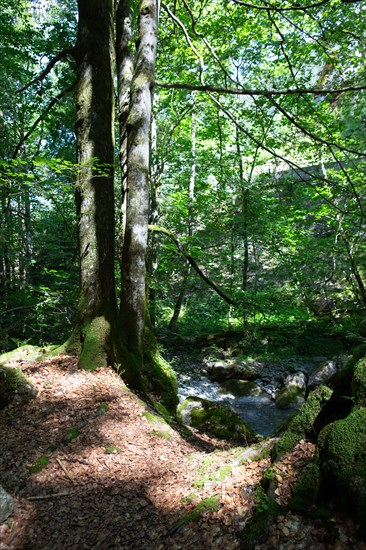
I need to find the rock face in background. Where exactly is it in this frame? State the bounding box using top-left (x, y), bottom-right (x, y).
top-left (0, 485), bottom-right (14, 523)
top-left (0, 366), bottom-right (37, 409)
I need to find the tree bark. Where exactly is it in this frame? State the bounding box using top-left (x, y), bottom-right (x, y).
top-left (116, 0), bottom-right (134, 254)
top-left (118, 0), bottom-right (159, 387)
top-left (68, 0), bottom-right (117, 370)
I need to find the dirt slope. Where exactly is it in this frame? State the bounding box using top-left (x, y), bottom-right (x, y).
top-left (0, 356), bottom-right (363, 549)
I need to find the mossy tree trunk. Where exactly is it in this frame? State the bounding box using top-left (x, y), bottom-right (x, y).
top-left (68, 0), bottom-right (117, 370)
top-left (117, 0), bottom-right (159, 389)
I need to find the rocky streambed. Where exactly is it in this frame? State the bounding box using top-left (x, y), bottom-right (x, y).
top-left (174, 349), bottom-right (347, 436)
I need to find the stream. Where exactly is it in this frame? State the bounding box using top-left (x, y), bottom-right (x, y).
top-left (177, 371), bottom-right (300, 437)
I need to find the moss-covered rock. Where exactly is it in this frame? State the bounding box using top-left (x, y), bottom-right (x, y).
top-left (177, 396), bottom-right (256, 444)
top-left (313, 345), bottom-right (366, 432)
top-left (276, 372), bottom-right (306, 409)
top-left (317, 408), bottom-right (366, 535)
top-left (351, 355), bottom-right (366, 408)
top-left (0, 345), bottom-right (45, 366)
top-left (272, 385), bottom-right (333, 459)
top-left (0, 485), bottom-right (14, 523)
top-left (0, 366), bottom-right (37, 409)
top-left (219, 379), bottom-right (264, 397)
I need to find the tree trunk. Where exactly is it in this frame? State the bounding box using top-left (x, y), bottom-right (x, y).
top-left (68, 0), bottom-right (117, 370)
top-left (168, 98), bottom-right (196, 331)
top-left (117, 0), bottom-right (159, 387)
top-left (235, 124), bottom-right (249, 324)
top-left (116, 0), bottom-right (133, 255)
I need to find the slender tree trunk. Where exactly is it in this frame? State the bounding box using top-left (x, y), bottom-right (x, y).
top-left (68, 0), bottom-right (117, 370)
top-left (18, 189), bottom-right (32, 290)
top-left (0, 188), bottom-right (10, 305)
top-left (235, 125), bottom-right (249, 324)
top-left (117, 0), bottom-right (159, 386)
top-left (168, 98), bottom-right (196, 331)
top-left (116, 0), bottom-right (133, 254)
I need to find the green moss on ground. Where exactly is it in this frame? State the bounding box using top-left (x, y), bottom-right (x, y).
top-left (0, 366), bottom-right (28, 390)
top-left (289, 462), bottom-right (321, 513)
top-left (0, 345), bottom-right (48, 365)
top-left (167, 496), bottom-right (220, 534)
top-left (241, 495), bottom-right (283, 550)
top-left (0, 366), bottom-right (38, 408)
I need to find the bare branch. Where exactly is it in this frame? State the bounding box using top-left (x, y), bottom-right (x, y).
top-left (149, 224), bottom-right (256, 308)
top-left (16, 48), bottom-right (75, 94)
top-left (266, 94), bottom-right (365, 157)
top-left (154, 80), bottom-right (366, 97)
top-left (230, 0), bottom-right (360, 11)
top-left (13, 82), bottom-right (76, 158)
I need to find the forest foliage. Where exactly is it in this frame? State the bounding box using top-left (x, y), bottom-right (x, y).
top-left (1, 0), bottom-right (366, 352)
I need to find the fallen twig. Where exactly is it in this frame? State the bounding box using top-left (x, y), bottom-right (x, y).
top-left (27, 492), bottom-right (71, 500)
top-left (56, 457), bottom-right (74, 482)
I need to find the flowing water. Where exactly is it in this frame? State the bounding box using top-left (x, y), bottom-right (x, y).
top-left (177, 372), bottom-right (299, 437)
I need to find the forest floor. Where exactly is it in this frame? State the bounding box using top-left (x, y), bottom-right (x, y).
top-left (0, 354), bottom-right (365, 550)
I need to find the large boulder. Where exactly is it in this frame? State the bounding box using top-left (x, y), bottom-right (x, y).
top-left (177, 396), bottom-right (256, 444)
top-left (318, 409), bottom-right (366, 536)
top-left (275, 372), bottom-right (306, 409)
top-left (0, 366), bottom-right (37, 409)
top-left (0, 485), bottom-right (14, 523)
top-left (219, 379), bottom-right (265, 398)
top-left (205, 360), bottom-right (263, 382)
top-left (351, 354), bottom-right (366, 408)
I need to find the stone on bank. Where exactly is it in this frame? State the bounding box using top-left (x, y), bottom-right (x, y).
top-left (177, 396), bottom-right (256, 444)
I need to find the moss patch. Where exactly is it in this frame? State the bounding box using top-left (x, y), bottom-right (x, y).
top-left (0, 345), bottom-right (46, 365)
top-left (351, 355), bottom-right (366, 408)
top-left (241, 495), bottom-right (283, 550)
top-left (276, 386), bottom-right (305, 409)
top-left (289, 462), bottom-right (321, 513)
top-left (78, 316), bottom-right (113, 371)
top-left (168, 496), bottom-right (220, 534)
top-left (142, 348), bottom-right (178, 414)
top-left (0, 366), bottom-right (37, 409)
top-left (28, 455), bottom-right (49, 474)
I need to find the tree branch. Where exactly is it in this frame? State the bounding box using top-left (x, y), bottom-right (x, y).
top-left (230, 0), bottom-right (360, 11)
top-left (13, 82), bottom-right (76, 158)
top-left (154, 80), bottom-right (366, 97)
top-left (16, 48), bottom-right (75, 94)
top-left (148, 224), bottom-right (259, 310)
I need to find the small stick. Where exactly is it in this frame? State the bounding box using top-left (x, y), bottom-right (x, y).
top-left (27, 492), bottom-right (71, 500)
top-left (56, 457), bottom-right (74, 482)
